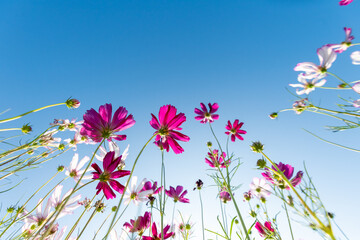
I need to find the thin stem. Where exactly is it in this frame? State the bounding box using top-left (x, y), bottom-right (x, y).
top-left (92, 212), bottom-right (112, 240)
top-left (103, 134), bottom-right (156, 239)
top-left (199, 190), bottom-right (205, 240)
top-left (0, 103), bottom-right (66, 124)
top-left (0, 128), bottom-right (22, 132)
top-left (160, 149), bottom-right (166, 240)
top-left (209, 123), bottom-right (223, 153)
top-left (312, 106), bottom-right (360, 118)
top-left (282, 191), bottom-right (294, 240)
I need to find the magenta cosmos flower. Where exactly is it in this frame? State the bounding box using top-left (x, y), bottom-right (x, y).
top-left (142, 223), bottom-right (174, 240)
top-left (194, 102), bottom-right (219, 123)
top-left (91, 151), bottom-right (130, 199)
top-left (339, 0), bottom-right (353, 5)
top-left (81, 103), bottom-right (135, 142)
top-left (123, 211), bottom-right (151, 236)
top-left (150, 105), bottom-right (190, 154)
top-left (205, 149), bottom-right (228, 168)
top-left (255, 221), bottom-right (274, 237)
top-left (225, 120), bottom-right (247, 142)
top-left (262, 162), bottom-right (303, 190)
top-left (165, 185), bottom-right (190, 203)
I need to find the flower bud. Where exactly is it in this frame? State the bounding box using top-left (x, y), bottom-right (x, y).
top-left (7, 207), bottom-right (15, 213)
top-left (207, 141), bottom-right (212, 148)
top-left (21, 124), bottom-right (32, 134)
top-left (251, 141), bottom-right (264, 153)
top-left (194, 179), bottom-right (203, 190)
top-left (234, 219), bottom-right (239, 224)
top-left (111, 206), bottom-right (117, 212)
top-left (338, 83), bottom-right (347, 88)
top-left (58, 144), bottom-right (65, 151)
top-left (327, 212), bottom-right (335, 219)
top-left (269, 112), bottom-right (278, 119)
top-left (65, 98), bottom-right (80, 109)
top-left (57, 165), bottom-right (65, 172)
top-left (250, 210), bottom-right (257, 218)
top-left (256, 159), bottom-right (266, 169)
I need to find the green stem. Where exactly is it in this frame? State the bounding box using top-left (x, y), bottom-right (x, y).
top-left (0, 128), bottom-right (22, 132)
top-left (0, 103), bottom-right (66, 124)
top-left (92, 212), bottom-right (111, 240)
top-left (103, 134), bottom-right (156, 239)
top-left (282, 191), bottom-right (294, 240)
top-left (160, 149), bottom-right (166, 240)
top-left (312, 106), bottom-right (360, 118)
top-left (199, 190), bottom-right (205, 240)
top-left (209, 123), bottom-right (223, 153)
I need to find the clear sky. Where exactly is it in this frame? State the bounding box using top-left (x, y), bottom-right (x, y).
top-left (1, 1), bottom-right (359, 239)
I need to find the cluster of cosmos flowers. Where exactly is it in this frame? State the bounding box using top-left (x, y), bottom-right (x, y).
top-left (13, 99), bottom-right (307, 239)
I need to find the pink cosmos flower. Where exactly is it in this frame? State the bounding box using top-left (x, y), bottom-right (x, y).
top-left (150, 105), bottom-right (190, 154)
top-left (328, 27), bottom-right (354, 53)
top-left (294, 46), bottom-right (336, 79)
top-left (289, 74), bottom-right (326, 95)
top-left (292, 99), bottom-right (308, 114)
top-left (225, 120), bottom-right (247, 142)
top-left (205, 149), bottom-right (228, 168)
top-left (165, 185), bottom-right (190, 203)
top-left (194, 102), bottom-right (219, 123)
top-left (219, 189), bottom-right (231, 203)
top-left (91, 151), bottom-right (130, 199)
top-left (262, 162), bottom-right (303, 190)
top-left (123, 211), bottom-right (151, 236)
top-left (80, 103), bottom-right (135, 142)
top-left (141, 181), bottom-right (162, 196)
top-left (339, 0), bottom-right (353, 5)
top-left (255, 221), bottom-right (274, 237)
top-left (142, 223), bottom-right (174, 240)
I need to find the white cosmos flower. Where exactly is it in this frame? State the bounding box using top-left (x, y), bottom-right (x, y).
top-left (351, 51), bottom-right (360, 65)
top-left (50, 185), bottom-right (81, 219)
top-left (250, 177), bottom-right (271, 199)
top-left (289, 74), bottom-right (326, 95)
top-left (65, 153), bottom-right (92, 184)
top-left (95, 142), bottom-right (129, 162)
top-left (294, 45), bottom-right (336, 79)
top-left (123, 176), bottom-right (152, 205)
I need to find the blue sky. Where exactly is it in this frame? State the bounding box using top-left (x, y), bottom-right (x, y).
top-left (1, 1), bottom-right (359, 239)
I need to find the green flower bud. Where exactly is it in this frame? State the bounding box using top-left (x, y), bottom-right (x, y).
top-left (256, 159), bottom-right (267, 169)
top-left (57, 165), bottom-right (65, 172)
top-left (111, 206), bottom-right (117, 212)
top-left (207, 141), bottom-right (212, 148)
top-left (21, 124), bottom-right (32, 134)
top-left (269, 112), bottom-right (278, 119)
top-left (251, 141), bottom-right (264, 153)
top-left (65, 98), bottom-right (80, 109)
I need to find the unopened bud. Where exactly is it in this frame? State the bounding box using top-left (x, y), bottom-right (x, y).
top-left (207, 141), bottom-right (212, 148)
top-left (21, 124), bottom-right (32, 134)
top-left (57, 165), bottom-right (65, 172)
top-left (269, 112), bottom-right (278, 119)
top-left (251, 141), bottom-right (264, 153)
top-left (256, 159), bottom-right (267, 169)
top-left (58, 144), bottom-right (65, 150)
top-left (250, 210), bottom-right (257, 218)
top-left (338, 83), bottom-right (347, 88)
top-left (7, 207), bottom-right (15, 213)
top-left (111, 206), bottom-right (117, 212)
top-left (65, 98), bottom-right (80, 109)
